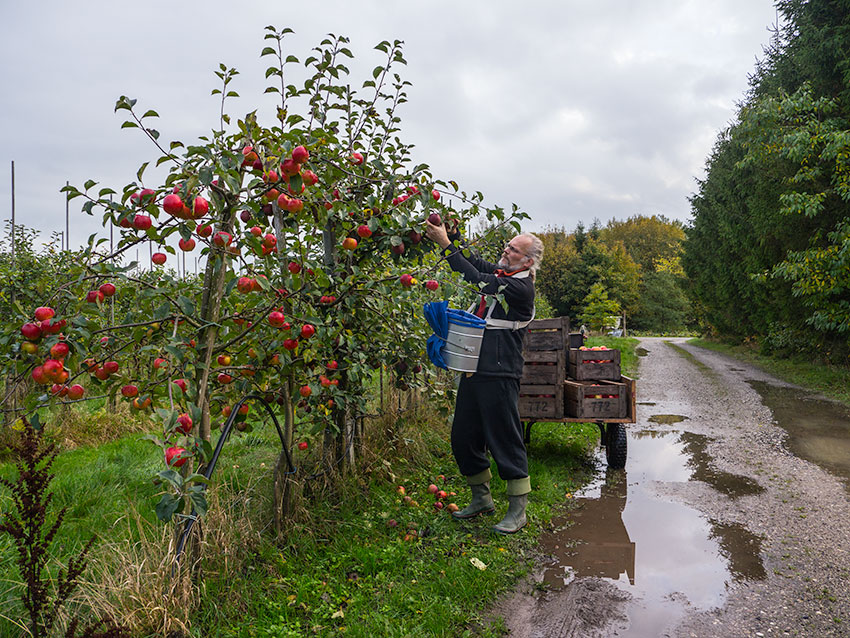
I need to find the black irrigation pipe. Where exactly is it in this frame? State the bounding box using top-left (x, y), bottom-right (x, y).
top-left (171, 392), bottom-right (294, 574)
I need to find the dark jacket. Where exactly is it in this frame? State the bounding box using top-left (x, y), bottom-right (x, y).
top-left (443, 241), bottom-right (535, 379)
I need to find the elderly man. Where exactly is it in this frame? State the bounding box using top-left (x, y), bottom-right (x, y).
top-left (425, 220), bottom-right (543, 534)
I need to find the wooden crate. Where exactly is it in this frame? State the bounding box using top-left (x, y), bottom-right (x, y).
top-left (568, 348), bottom-right (621, 381)
top-left (521, 350), bottom-right (566, 385)
top-left (524, 316), bottom-right (571, 351)
top-left (519, 352), bottom-right (565, 420)
top-left (568, 332), bottom-right (585, 349)
top-left (518, 387), bottom-right (564, 420)
top-left (564, 379), bottom-right (628, 419)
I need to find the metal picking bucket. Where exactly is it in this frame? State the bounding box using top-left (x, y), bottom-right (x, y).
top-left (442, 311), bottom-right (486, 373)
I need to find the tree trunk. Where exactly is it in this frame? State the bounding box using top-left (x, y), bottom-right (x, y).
top-left (196, 208), bottom-right (234, 442)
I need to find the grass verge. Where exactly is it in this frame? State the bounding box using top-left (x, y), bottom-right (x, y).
top-left (1, 335), bottom-right (641, 637)
top-left (689, 338), bottom-right (850, 404)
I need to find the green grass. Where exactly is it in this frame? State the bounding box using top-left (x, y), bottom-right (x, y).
top-left (194, 420), bottom-right (599, 638)
top-left (689, 338), bottom-right (850, 404)
top-left (0, 335), bottom-right (643, 637)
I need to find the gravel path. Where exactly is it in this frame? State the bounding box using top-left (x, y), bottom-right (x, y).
top-left (488, 337), bottom-right (850, 637)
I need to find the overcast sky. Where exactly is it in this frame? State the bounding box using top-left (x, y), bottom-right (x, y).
top-left (0, 0), bottom-right (779, 249)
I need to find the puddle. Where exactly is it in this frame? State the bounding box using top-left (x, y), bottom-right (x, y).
top-left (679, 431), bottom-right (764, 499)
top-left (648, 414), bottom-right (688, 425)
top-left (539, 429), bottom-right (765, 636)
top-left (747, 380), bottom-right (850, 492)
top-left (637, 401), bottom-right (656, 406)
top-left (635, 347), bottom-right (649, 357)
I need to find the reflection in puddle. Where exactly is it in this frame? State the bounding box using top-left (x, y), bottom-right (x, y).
top-left (637, 401), bottom-right (656, 406)
top-left (540, 430), bottom-right (765, 636)
top-left (679, 432), bottom-right (764, 499)
top-left (747, 380), bottom-right (850, 493)
top-left (635, 347), bottom-right (649, 357)
top-left (648, 414), bottom-right (688, 425)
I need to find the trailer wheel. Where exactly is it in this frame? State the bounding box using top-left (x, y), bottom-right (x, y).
top-left (605, 423), bottom-right (627, 469)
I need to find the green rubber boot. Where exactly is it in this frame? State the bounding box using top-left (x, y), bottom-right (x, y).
top-left (451, 470), bottom-right (495, 519)
top-left (492, 478), bottom-right (531, 534)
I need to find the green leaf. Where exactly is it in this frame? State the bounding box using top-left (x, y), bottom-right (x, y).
top-left (264, 86), bottom-right (280, 94)
top-left (84, 179), bottom-right (97, 191)
top-left (121, 121), bottom-right (138, 129)
top-left (189, 490), bottom-right (208, 517)
top-left (142, 109), bottom-right (159, 119)
top-left (155, 493), bottom-right (182, 522)
top-left (137, 162), bottom-right (149, 182)
top-left (261, 46), bottom-right (276, 57)
top-left (157, 469), bottom-right (184, 490)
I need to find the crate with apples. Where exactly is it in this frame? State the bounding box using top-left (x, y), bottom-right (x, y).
top-left (568, 345), bottom-right (621, 381)
top-left (564, 378), bottom-right (629, 420)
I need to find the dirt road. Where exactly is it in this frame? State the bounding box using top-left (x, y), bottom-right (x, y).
top-left (489, 337), bottom-right (850, 637)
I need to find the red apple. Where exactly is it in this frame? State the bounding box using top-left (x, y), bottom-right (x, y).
top-left (178, 237), bottom-right (196, 252)
top-left (213, 232), bottom-right (232, 248)
top-left (217, 354), bottom-right (232, 366)
top-left (21, 341), bottom-right (38, 355)
top-left (237, 277), bottom-right (255, 294)
top-left (299, 385), bottom-right (312, 397)
top-left (425, 280), bottom-right (439, 291)
top-left (34, 307), bottom-right (54, 322)
top-left (427, 484), bottom-right (438, 494)
top-left (300, 324), bottom-right (315, 339)
top-left (301, 170), bottom-right (318, 186)
top-left (327, 360), bottom-right (338, 370)
top-left (192, 196), bottom-right (209, 218)
top-left (176, 413), bottom-right (193, 435)
top-left (21, 323), bottom-right (42, 341)
top-left (280, 158), bottom-right (301, 177)
top-left (391, 243), bottom-right (406, 255)
top-left (250, 226), bottom-right (263, 237)
top-left (283, 338), bottom-right (298, 351)
top-left (31, 366), bottom-right (48, 384)
top-left (165, 446), bottom-right (188, 467)
top-left (104, 360), bottom-right (119, 374)
top-left (67, 384), bottom-right (84, 400)
top-left (349, 152), bottom-right (364, 165)
top-left (49, 342), bottom-right (69, 359)
top-left (121, 384), bottom-right (139, 398)
top-left (356, 225), bottom-right (372, 239)
top-left (342, 237), bottom-right (358, 251)
top-left (291, 145), bottom-right (309, 164)
top-left (268, 311), bottom-right (286, 328)
top-left (173, 379), bottom-right (187, 393)
top-left (163, 193), bottom-right (183, 215)
top-left (133, 214), bottom-right (153, 231)
top-left (297, 441), bottom-right (309, 451)
top-left (99, 282), bottom-right (116, 297)
top-left (196, 223), bottom-right (213, 238)
top-left (288, 261), bottom-right (301, 274)
top-left (427, 213), bottom-right (442, 225)
top-left (217, 373), bottom-right (233, 384)
top-left (400, 274), bottom-right (414, 288)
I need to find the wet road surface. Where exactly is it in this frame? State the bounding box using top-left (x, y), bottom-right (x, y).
top-left (490, 338), bottom-right (850, 637)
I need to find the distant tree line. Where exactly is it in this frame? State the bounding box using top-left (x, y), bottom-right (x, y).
top-left (536, 215), bottom-right (693, 334)
top-left (684, 0), bottom-right (850, 362)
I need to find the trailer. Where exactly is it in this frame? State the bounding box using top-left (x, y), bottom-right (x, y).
top-left (519, 317), bottom-right (636, 469)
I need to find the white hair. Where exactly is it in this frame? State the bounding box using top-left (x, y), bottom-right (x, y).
top-left (519, 233), bottom-right (544, 277)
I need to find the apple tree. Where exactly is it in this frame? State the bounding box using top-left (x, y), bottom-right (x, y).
top-left (1, 27), bottom-right (528, 525)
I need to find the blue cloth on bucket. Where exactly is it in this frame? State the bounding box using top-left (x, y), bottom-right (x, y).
top-left (424, 301), bottom-right (449, 370)
top-left (423, 302), bottom-right (487, 370)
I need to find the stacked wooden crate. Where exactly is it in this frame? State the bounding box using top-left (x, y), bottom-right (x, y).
top-left (519, 316), bottom-right (633, 421)
top-left (518, 317), bottom-right (569, 420)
